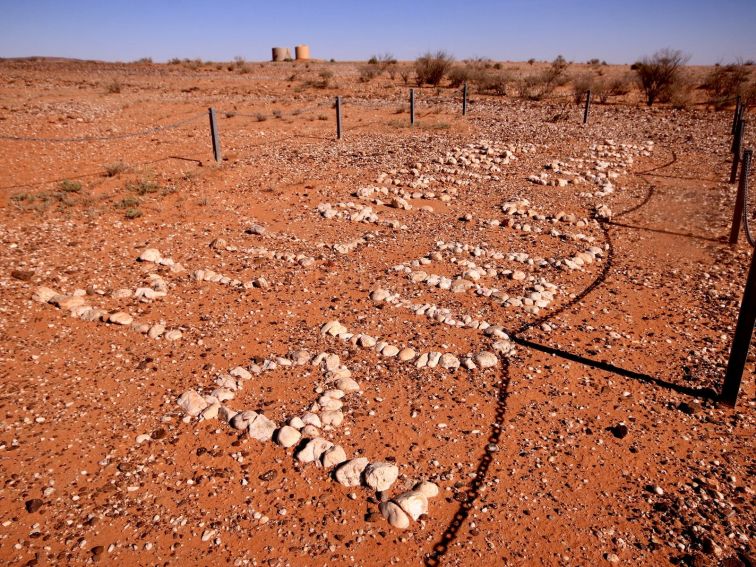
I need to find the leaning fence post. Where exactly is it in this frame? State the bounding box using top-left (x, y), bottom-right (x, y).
top-left (729, 149), bottom-right (752, 244)
top-left (208, 107), bottom-right (221, 163)
top-left (462, 82), bottom-right (468, 116)
top-left (583, 89), bottom-right (592, 124)
top-left (335, 96), bottom-right (342, 140)
top-left (732, 96), bottom-right (741, 135)
top-left (730, 118), bottom-right (745, 183)
top-left (410, 88), bottom-right (415, 127)
top-left (721, 243), bottom-right (756, 407)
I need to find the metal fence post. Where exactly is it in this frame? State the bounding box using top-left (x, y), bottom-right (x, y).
top-left (721, 243), bottom-right (756, 407)
top-left (335, 96), bottom-right (342, 140)
top-left (583, 89), bottom-right (592, 124)
top-left (729, 149), bottom-right (752, 244)
top-left (732, 96), bottom-right (741, 135)
top-left (730, 118), bottom-right (745, 183)
top-left (462, 82), bottom-right (468, 116)
top-left (208, 107), bottom-right (221, 163)
top-left (410, 88), bottom-right (415, 127)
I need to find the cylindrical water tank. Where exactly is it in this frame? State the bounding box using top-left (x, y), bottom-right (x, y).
top-left (272, 47), bottom-right (291, 62)
top-left (295, 45), bottom-right (310, 60)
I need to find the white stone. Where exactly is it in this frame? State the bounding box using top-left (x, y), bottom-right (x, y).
top-left (370, 289), bottom-right (391, 302)
top-left (439, 353), bottom-right (460, 370)
top-left (301, 424), bottom-right (320, 437)
top-left (108, 311), bottom-right (133, 325)
top-left (364, 462), bottom-right (399, 491)
top-left (275, 426), bottom-right (301, 448)
top-left (427, 352), bottom-right (442, 368)
top-left (301, 412), bottom-right (322, 428)
top-left (335, 377), bottom-right (360, 392)
top-left (415, 352), bottom-right (429, 368)
top-left (296, 437), bottom-right (334, 464)
top-left (288, 416), bottom-right (305, 429)
top-left (248, 414), bottom-right (277, 441)
top-left (358, 335), bottom-right (377, 348)
top-left (320, 445), bottom-right (347, 469)
top-left (382, 345), bottom-right (400, 357)
top-left (148, 323), bottom-right (165, 339)
top-left (393, 491), bottom-right (428, 521)
top-left (379, 501), bottom-right (409, 529)
top-left (229, 366), bottom-right (252, 380)
top-left (414, 481), bottom-right (439, 498)
top-left (335, 458), bottom-right (369, 487)
top-left (230, 410), bottom-right (257, 430)
top-left (177, 390), bottom-right (208, 417)
top-left (33, 286), bottom-right (59, 303)
top-left (138, 248), bottom-right (161, 263)
top-left (200, 402), bottom-right (220, 420)
top-left (398, 348), bottom-right (416, 362)
top-left (475, 351), bottom-right (498, 368)
top-left (320, 410), bottom-right (344, 427)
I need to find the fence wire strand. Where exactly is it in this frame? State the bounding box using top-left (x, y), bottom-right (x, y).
top-left (0, 112), bottom-right (206, 143)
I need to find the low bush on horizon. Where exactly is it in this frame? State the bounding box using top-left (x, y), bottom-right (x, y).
top-left (632, 48), bottom-right (689, 106)
top-left (701, 61), bottom-right (756, 108)
top-left (415, 51), bottom-right (454, 86)
top-left (104, 79), bottom-right (122, 94)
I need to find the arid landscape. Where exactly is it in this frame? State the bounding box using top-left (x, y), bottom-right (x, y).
top-left (0, 57), bottom-right (754, 566)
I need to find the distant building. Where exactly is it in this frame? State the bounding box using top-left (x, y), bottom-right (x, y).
top-left (295, 45), bottom-right (310, 61)
top-left (271, 47), bottom-right (291, 62)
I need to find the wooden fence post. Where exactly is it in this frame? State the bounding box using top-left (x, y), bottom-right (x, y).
top-left (462, 83), bottom-right (468, 116)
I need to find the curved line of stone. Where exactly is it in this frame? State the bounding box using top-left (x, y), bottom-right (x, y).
top-left (176, 341), bottom-right (441, 531)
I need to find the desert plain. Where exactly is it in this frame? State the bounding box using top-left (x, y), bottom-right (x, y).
top-left (0, 58), bottom-right (753, 566)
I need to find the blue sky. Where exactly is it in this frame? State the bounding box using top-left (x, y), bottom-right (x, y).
top-left (1, 0), bottom-right (755, 64)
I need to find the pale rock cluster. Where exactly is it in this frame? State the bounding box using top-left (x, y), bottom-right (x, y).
top-left (33, 286), bottom-right (180, 340)
top-left (316, 202), bottom-right (406, 230)
top-left (239, 246), bottom-right (316, 267)
top-left (137, 248), bottom-right (184, 272)
top-left (331, 232), bottom-right (377, 255)
top-left (322, 318), bottom-right (509, 371)
top-left (526, 139), bottom-right (654, 199)
top-left (368, 290), bottom-right (516, 363)
top-left (111, 272), bottom-right (168, 302)
top-left (379, 480), bottom-right (441, 529)
top-left (356, 184), bottom-right (453, 206)
top-left (390, 250), bottom-right (559, 315)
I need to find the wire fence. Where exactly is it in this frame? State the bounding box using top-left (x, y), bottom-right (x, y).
top-left (1, 85), bottom-right (754, 404)
top-left (0, 111), bottom-right (206, 143)
top-left (0, 88), bottom-right (751, 211)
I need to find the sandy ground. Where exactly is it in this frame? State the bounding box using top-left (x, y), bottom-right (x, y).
top-left (0, 60), bottom-right (753, 567)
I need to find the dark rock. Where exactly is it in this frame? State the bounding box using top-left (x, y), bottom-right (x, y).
top-left (259, 469), bottom-right (277, 482)
top-left (608, 424), bottom-right (629, 439)
top-left (151, 428), bottom-right (167, 440)
top-left (25, 499), bottom-right (43, 513)
top-left (11, 270), bottom-right (34, 281)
